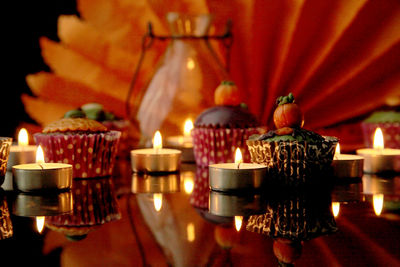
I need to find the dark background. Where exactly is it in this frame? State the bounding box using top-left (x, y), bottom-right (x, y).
top-left (2, 0), bottom-right (78, 138)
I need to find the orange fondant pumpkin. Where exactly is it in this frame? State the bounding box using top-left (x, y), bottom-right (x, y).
top-left (214, 80), bottom-right (241, 106)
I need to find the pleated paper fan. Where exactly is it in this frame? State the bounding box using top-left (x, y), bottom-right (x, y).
top-left (22, 0), bottom-right (400, 151)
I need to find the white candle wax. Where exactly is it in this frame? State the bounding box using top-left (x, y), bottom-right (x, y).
top-left (166, 136), bottom-right (193, 147)
top-left (7, 145), bottom-right (37, 170)
top-left (130, 148), bottom-right (182, 173)
top-left (209, 162), bottom-right (267, 191)
top-left (332, 154), bottom-right (364, 178)
top-left (12, 163), bottom-right (72, 192)
top-left (356, 148), bottom-right (400, 173)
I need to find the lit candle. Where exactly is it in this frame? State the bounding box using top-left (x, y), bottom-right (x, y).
top-left (130, 131), bottom-right (182, 173)
top-left (356, 128), bottom-right (400, 173)
top-left (165, 118), bottom-right (195, 162)
top-left (4, 129), bottom-right (37, 190)
top-left (332, 143), bottom-right (364, 178)
top-left (12, 146), bottom-right (73, 192)
top-left (209, 148), bottom-right (267, 191)
top-left (6, 128), bottom-right (37, 169)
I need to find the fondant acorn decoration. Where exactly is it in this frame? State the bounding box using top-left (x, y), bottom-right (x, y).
top-left (273, 93), bottom-right (304, 130)
top-left (214, 80), bottom-right (241, 106)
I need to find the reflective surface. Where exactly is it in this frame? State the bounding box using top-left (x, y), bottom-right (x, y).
top-left (1, 159), bottom-right (399, 266)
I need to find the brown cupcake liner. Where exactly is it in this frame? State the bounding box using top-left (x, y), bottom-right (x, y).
top-left (246, 137), bottom-right (337, 185)
top-left (34, 131), bottom-right (121, 178)
top-left (192, 127), bottom-right (262, 167)
top-left (45, 177), bottom-right (121, 228)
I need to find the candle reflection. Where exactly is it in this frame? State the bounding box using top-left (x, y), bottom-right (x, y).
top-left (183, 173), bottom-right (194, 195)
top-left (36, 216), bottom-right (45, 233)
top-left (332, 202), bottom-right (340, 218)
top-left (373, 194), bottom-right (384, 216)
top-left (154, 193), bottom-right (163, 212)
top-left (187, 223), bottom-right (195, 242)
top-left (235, 216), bottom-right (243, 232)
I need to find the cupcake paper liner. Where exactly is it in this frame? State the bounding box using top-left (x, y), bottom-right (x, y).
top-left (45, 177), bottom-right (121, 229)
top-left (246, 137), bottom-right (337, 185)
top-left (34, 131), bottom-right (121, 178)
top-left (361, 122), bottom-right (400, 149)
top-left (192, 127), bottom-right (262, 167)
top-left (189, 167), bottom-right (210, 209)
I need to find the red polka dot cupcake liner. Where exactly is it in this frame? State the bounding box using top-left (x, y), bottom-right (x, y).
top-left (34, 131), bottom-right (121, 178)
top-left (45, 177), bottom-right (121, 230)
top-left (189, 167), bottom-right (210, 209)
top-left (361, 122), bottom-right (400, 148)
top-left (191, 128), bottom-right (262, 167)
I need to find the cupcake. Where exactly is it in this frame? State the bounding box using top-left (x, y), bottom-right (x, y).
top-left (361, 110), bottom-right (400, 149)
top-left (45, 177), bottom-right (121, 240)
top-left (191, 81), bottom-right (264, 167)
top-left (34, 116), bottom-right (121, 179)
top-left (68, 103), bottom-right (137, 158)
top-left (246, 93), bottom-right (337, 185)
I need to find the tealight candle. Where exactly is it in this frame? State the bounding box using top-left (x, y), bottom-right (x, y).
top-left (12, 146), bottom-right (72, 192)
top-left (209, 148), bottom-right (267, 191)
top-left (332, 143), bottom-right (364, 178)
top-left (166, 118), bottom-right (195, 162)
top-left (7, 128), bottom-right (37, 168)
top-left (356, 128), bottom-right (400, 173)
top-left (131, 131), bottom-right (182, 173)
top-left (3, 128), bottom-right (37, 190)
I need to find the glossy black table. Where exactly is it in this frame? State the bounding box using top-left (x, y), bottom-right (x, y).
top-left (1, 159), bottom-right (399, 267)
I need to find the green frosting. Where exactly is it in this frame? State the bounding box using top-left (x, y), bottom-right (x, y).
top-left (251, 128), bottom-right (325, 143)
top-left (64, 109), bottom-right (86, 118)
top-left (364, 111), bottom-right (400, 123)
top-left (63, 103), bottom-right (118, 121)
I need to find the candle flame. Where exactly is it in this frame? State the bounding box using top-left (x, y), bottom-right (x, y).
top-left (332, 202), bottom-right (340, 217)
top-left (153, 131), bottom-right (162, 150)
top-left (18, 128), bottom-right (29, 146)
top-left (183, 119), bottom-right (194, 137)
top-left (187, 223), bottom-right (195, 242)
top-left (235, 148), bottom-right (243, 168)
top-left (36, 146), bottom-right (45, 163)
top-left (154, 193), bottom-right (162, 212)
top-left (373, 194), bottom-right (384, 216)
top-left (335, 143), bottom-right (341, 155)
top-left (36, 216), bottom-right (45, 233)
top-left (373, 128), bottom-right (384, 149)
top-left (235, 216), bottom-right (243, 232)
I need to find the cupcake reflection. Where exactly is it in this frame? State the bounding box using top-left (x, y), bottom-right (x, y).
top-left (45, 177), bottom-right (121, 240)
top-left (0, 189), bottom-right (13, 239)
